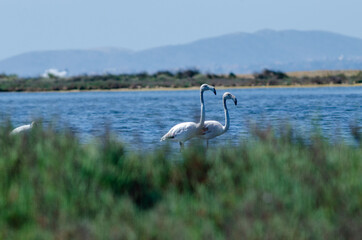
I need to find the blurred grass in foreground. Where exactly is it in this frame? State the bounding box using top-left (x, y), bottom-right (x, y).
top-left (0, 122), bottom-right (361, 240)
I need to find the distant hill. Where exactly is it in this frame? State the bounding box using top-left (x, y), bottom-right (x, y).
top-left (1, 30), bottom-right (362, 76)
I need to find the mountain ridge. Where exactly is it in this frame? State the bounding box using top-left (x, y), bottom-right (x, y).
top-left (1, 29), bottom-right (362, 76)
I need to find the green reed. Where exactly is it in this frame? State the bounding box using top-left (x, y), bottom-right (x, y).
top-left (0, 122), bottom-right (361, 239)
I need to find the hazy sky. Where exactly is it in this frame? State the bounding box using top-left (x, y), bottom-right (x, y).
top-left (0, 0), bottom-right (361, 60)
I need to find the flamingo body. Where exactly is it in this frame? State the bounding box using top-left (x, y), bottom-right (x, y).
top-left (10, 122), bottom-right (36, 135)
top-left (161, 122), bottom-right (200, 143)
top-left (199, 120), bottom-right (224, 140)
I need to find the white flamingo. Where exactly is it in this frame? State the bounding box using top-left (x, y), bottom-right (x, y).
top-left (160, 84), bottom-right (216, 148)
top-left (10, 121), bottom-right (36, 135)
top-left (198, 92), bottom-right (237, 147)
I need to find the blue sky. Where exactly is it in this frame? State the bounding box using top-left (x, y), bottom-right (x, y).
top-left (0, 0), bottom-right (361, 60)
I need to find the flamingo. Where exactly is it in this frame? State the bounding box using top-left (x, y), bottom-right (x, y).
top-left (198, 92), bottom-right (237, 147)
top-left (10, 121), bottom-right (36, 135)
top-left (160, 84), bottom-right (216, 148)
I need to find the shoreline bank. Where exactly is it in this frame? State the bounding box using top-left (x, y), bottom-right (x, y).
top-left (1, 83), bottom-right (361, 93)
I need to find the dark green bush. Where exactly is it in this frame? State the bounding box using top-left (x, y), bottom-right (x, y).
top-left (253, 69), bottom-right (288, 80)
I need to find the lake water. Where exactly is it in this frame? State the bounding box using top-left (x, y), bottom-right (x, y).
top-left (0, 86), bottom-right (361, 149)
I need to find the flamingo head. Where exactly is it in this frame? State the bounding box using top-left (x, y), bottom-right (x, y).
top-left (223, 92), bottom-right (237, 105)
top-left (200, 83), bottom-right (216, 95)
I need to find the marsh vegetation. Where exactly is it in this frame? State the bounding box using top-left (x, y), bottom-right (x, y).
top-left (1, 69), bottom-right (362, 92)
top-left (0, 122), bottom-right (361, 239)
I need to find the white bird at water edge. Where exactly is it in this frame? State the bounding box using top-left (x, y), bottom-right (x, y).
top-left (198, 92), bottom-right (237, 147)
top-left (160, 84), bottom-right (217, 148)
top-left (10, 121), bottom-right (36, 135)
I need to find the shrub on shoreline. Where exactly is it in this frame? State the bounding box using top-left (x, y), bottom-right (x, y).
top-left (1, 69), bottom-right (362, 92)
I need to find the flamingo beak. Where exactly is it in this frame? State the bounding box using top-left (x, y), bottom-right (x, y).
top-left (213, 88), bottom-right (216, 95)
top-left (233, 97), bottom-right (237, 105)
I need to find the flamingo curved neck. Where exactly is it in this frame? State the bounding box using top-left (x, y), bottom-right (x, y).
top-left (222, 98), bottom-right (230, 133)
top-left (196, 89), bottom-right (205, 129)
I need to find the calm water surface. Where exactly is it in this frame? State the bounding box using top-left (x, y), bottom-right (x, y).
top-left (0, 87), bottom-right (361, 149)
